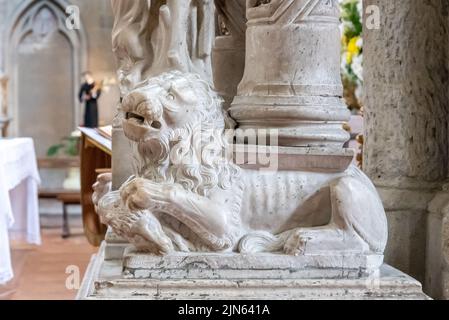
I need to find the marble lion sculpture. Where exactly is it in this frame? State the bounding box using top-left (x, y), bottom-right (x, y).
top-left (94, 71), bottom-right (388, 256)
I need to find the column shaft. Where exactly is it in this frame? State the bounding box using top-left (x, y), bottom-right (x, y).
top-left (230, 0), bottom-right (350, 148)
top-left (363, 0), bottom-right (449, 283)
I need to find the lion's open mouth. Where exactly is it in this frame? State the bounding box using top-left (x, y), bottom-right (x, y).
top-left (126, 112), bottom-right (145, 124)
top-left (123, 111), bottom-right (164, 143)
top-left (126, 111), bottom-right (162, 130)
top-left (123, 112), bottom-right (151, 142)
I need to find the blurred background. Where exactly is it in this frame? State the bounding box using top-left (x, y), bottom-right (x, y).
top-left (0, 0), bottom-right (119, 228)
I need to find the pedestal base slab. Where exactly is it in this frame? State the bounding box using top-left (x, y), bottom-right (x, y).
top-left (78, 243), bottom-right (429, 300)
top-left (122, 248), bottom-right (382, 280)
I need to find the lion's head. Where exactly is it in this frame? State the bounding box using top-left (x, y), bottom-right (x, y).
top-left (121, 71), bottom-right (240, 196)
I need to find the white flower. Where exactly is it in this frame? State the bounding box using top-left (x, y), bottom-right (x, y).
top-left (355, 84), bottom-right (364, 101)
top-left (341, 53), bottom-right (348, 70)
top-left (352, 54), bottom-right (363, 82)
top-left (357, 0), bottom-right (363, 16)
top-left (339, 23), bottom-right (345, 37)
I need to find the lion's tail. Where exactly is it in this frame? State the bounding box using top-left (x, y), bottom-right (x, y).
top-left (238, 230), bottom-right (292, 254)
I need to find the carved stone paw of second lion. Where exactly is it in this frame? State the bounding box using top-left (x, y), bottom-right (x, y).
top-left (92, 173), bottom-right (112, 209)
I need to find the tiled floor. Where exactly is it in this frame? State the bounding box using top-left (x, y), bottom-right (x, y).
top-left (0, 225), bottom-right (97, 300)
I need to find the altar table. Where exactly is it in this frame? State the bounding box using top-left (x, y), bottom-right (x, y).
top-left (0, 138), bottom-right (41, 285)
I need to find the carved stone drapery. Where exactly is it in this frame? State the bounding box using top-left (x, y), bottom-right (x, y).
top-left (111, 0), bottom-right (215, 97)
top-left (229, 0), bottom-right (350, 148)
top-left (110, 0), bottom-right (216, 188)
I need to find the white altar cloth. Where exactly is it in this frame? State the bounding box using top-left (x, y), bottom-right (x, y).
top-left (0, 138), bottom-right (41, 285)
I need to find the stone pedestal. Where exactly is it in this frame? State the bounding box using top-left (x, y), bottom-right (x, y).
top-left (78, 241), bottom-right (428, 300)
top-left (79, 0), bottom-right (430, 301)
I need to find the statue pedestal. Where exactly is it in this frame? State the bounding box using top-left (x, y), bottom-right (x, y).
top-left (78, 241), bottom-right (428, 300)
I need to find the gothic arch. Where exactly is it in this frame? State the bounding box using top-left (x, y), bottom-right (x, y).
top-left (3, 0), bottom-right (87, 137)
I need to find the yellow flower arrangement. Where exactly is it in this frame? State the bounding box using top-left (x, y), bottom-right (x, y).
top-left (346, 36), bottom-right (361, 64)
top-left (340, 0), bottom-right (363, 110)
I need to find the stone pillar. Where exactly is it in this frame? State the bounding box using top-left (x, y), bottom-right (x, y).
top-left (230, 0), bottom-right (350, 148)
top-left (425, 4), bottom-right (449, 300)
top-left (427, 187), bottom-right (449, 299)
top-left (213, 0), bottom-right (247, 110)
top-left (363, 0), bottom-right (449, 284)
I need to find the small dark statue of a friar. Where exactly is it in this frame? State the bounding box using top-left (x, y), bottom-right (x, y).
top-left (79, 72), bottom-right (101, 128)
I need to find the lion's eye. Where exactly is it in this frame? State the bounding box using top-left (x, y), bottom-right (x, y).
top-left (151, 121), bottom-right (162, 130)
top-left (167, 93), bottom-right (175, 101)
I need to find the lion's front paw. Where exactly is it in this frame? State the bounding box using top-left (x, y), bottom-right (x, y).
top-left (120, 178), bottom-right (175, 212)
top-left (92, 173), bottom-right (112, 207)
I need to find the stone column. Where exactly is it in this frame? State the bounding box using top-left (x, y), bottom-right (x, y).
top-left (213, 0), bottom-right (247, 110)
top-left (363, 0), bottom-right (449, 284)
top-left (230, 0), bottom-right (350, 148)
top-left (427, 187), bottom-right (449, 299)
top-left (425, 4), bottom-right (449, 300)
